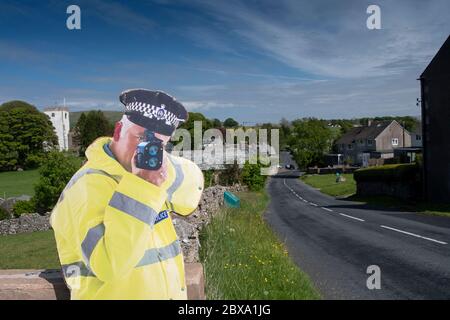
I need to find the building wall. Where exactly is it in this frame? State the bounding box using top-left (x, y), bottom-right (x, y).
top-left (337, 122), bottom-right (410, 165)
top-left (44, 110), bottom-right (70, 151)
top-left (411, 133), bottom-right (423, 147)
top-left (375, 122), bottom-right (411, 151)
top-left (338, 140), bottom-right (376, 165)
top-left (422, 78), bottom-right (450, 203)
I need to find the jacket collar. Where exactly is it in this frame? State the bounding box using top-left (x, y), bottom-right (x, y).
top-left (85, 137), bottom-right (127, 177)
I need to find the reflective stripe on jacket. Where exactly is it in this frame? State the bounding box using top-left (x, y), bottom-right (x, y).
top-left (50, 137), bottom-right (204, 299)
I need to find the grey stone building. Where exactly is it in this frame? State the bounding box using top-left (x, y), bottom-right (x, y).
top-left (335, 120), bottom-right (411, 166)
top-left (419, 35), bottom-right (450, 203)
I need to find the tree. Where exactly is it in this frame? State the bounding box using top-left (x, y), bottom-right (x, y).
top-left (32, 151), bottom-right (80, 213)
top-left (74, 110), bottom-right (113, 156)
top-left (179, 112), bottom-right (212, 131)
top-left (223, 117), bottom-right (239, 128)
top-left (279, 118), bottom-right (292, 149)
top-left (176, 112), bottom-right (213, 150)
top-left (289, 118), bottom-right (333, 169)
top-left (359, 116), bottom-right (418, 132)
top-left (211, 118), bottom-right (222, 128)
top-left (0, 101), bottom-right (58, 171)
top-left (72, 112), bottom-right (86, 149)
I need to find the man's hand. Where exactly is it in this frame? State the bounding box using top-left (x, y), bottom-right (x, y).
top-left (131, 151), bottom-right (168, 187)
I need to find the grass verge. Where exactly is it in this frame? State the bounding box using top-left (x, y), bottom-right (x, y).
top-left (300, 173), bottom-right (356, 197)
top-left (0, 230), bottom-right (60, 269)
top-left (0, 155), bottom-right (83, 199)
top-left (300, 174), bottom-right (450, 217)
top-left (199, 190), bottom-right (320, 300)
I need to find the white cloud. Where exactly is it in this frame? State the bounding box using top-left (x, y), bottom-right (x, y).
top-left (186, 0), bottom-right (450, 78)
top-left (183, 100), bottom-right (237, 111)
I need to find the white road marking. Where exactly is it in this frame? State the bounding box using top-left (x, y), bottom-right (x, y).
top-left (338, 213), bottom-right (365, 222)
top-left (380, 225), bottom-right (448, 245)
top-left (284, 178), bottom-right (447, 245)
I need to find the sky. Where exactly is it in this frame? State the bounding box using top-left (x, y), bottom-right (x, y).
top-left (0, 0), bottom-right (449, 124)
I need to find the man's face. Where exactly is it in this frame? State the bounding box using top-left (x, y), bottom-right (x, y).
top-left (120, 123), bottom-right (171, 170)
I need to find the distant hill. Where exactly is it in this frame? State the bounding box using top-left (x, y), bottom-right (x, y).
top-left (70, 110), bottom-right (123, 130)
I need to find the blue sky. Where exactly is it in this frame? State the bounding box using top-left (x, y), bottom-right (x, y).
top-left (0, 0), bottom-right (449, 123)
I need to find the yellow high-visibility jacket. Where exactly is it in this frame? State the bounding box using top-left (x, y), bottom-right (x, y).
top-left (50, 137), bottom-right (204, 300)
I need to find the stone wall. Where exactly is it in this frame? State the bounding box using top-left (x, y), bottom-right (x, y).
top-left (0, 213), bottom-right (51, 235)
top-left (174, 184), bottom-right (246, 263)
top-left (0, 184), bottom-right (246, 263)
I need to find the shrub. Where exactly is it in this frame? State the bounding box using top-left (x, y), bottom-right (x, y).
top-left (218, 163), bottom-right (242, 186)
top-left (12, 200), bottom-right (36, 217)
top-left (415, 153), bottom-right (423, 168)
top-left (242, 162), bottom-right (267, 191)
top-left (354, 163), bottom-right (421, 183)
top-left (0, 206), bottom-right (10, 221)
top-left (203, 170), bottom-right (215, 188)
top-left (32, 151), bottom-right (80, 213)
top-left (25, 153), bottom-right (44, 169)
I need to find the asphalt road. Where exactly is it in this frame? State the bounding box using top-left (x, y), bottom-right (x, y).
top-left (265, 152), bottom-right (450, 299)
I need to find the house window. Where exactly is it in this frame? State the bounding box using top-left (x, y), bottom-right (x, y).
top-left (367, 140), bottom-right (373, 146)
top-left (392, 138), bottom-right (399, 146)
top-left (65, 113), bottom-right (67, 119)
top-left (347, 144), bottom-right (353, 150)
top-left (51, 113), bottom-right (55, 117)
top-left (416, 135), bottom-right (421, 141)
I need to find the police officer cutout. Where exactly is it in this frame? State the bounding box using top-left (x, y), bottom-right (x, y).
top-left (51, 89), bottom-right (204, 299)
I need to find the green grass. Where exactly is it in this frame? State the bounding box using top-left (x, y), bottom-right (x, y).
top-left (0, 155), bottom-right (83, 199)
top-left (199, 190), bottom-right (320, 300)
top-left (0, 230), bottom-right (60, 269)
top-left (300, 173), bottom-right (356, 197)
top-left (301, 174), bottom-right (450, 217)
top-left (0, 169), bottom-right (40, 198)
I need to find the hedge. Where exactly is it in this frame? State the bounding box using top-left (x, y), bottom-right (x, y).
top-left (354, 163), bottom-right (421, 183)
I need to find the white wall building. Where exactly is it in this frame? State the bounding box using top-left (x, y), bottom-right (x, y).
top-left (44, 107), bottom-right (70, 151)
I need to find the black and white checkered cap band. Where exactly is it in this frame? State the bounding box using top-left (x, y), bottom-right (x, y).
top-left (125, 101), bottom-right (184, 127)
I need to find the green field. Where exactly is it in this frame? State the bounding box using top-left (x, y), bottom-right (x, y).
top-left (0, 169), bottom-right (40, 198)
top-left (0, 230), bottom-right (60, 269)
top-left (300, 173), bottom-right (356, 197)
top-left (0, 155), bottom-right (83, 199)
top-left (200, 190), bottom-right (320, 300)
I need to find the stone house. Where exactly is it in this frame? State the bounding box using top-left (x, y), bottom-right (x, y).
top-left (335, 120), bottom-right (411, 166)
